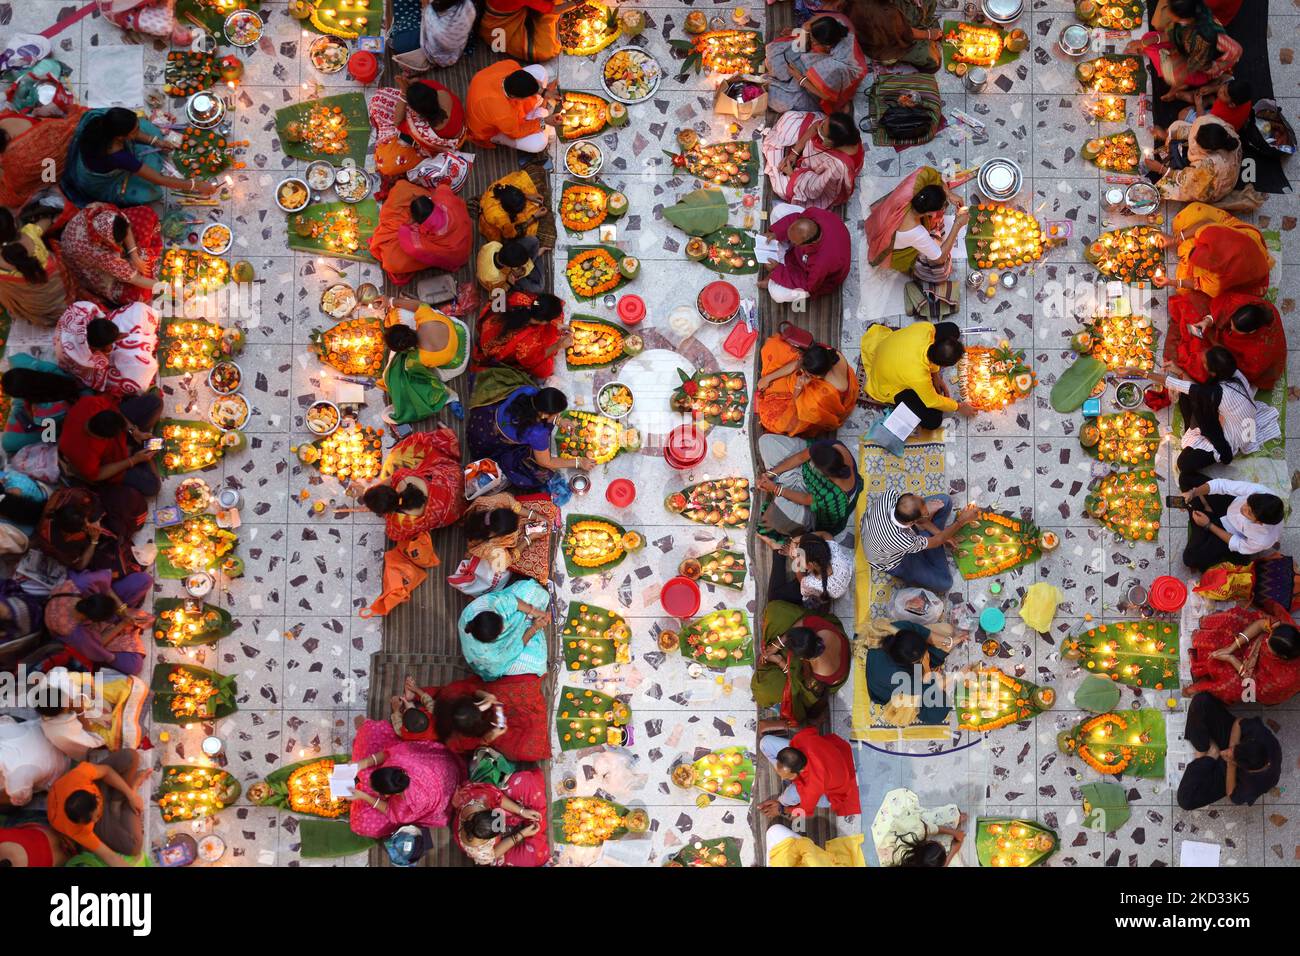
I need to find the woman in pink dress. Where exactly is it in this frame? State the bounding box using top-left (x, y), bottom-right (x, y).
top-left (349, 719), bottom-right (465, 839)
top-left (451, 768), bottom-right (549, 866)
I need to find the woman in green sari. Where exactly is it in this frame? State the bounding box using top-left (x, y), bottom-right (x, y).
top-left (756, 435), bottom-right (861, 537)
top-left (752, 600), bottom-right (851, 727)
top-left (379, 301), bottom-right (469, 423)
top-left (60, 107), bottom-right (219, 208)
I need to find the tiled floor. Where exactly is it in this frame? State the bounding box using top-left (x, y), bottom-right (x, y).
top-left (16, 0), bottom-right (1300, 866)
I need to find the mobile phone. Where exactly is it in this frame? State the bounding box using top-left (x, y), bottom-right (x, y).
top-left (1164, 495), bottom-right (1188, 510)
top-left (145, 437), bottom-right (164, 451)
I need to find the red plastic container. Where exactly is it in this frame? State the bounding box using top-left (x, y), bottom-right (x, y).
top-left (347, 51), bottom-right (379, 84)
top-left (606, 478), bottom-right (636, 508)
top-left (665, 423), bottom-right (707, 469)
top-left (1148, 575), bottom-right (1188, 613)
top-left (723, 322), bottom-right (758, 358)
top-left (661, 575), bottom-right (701, 618)
top-left (616, 294), bottom-right (645, 325)
top-left (697, 280), bottom-right (741, 325)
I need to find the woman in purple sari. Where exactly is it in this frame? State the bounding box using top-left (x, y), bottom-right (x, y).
top-left (349, 719), bottom-right (466, 839)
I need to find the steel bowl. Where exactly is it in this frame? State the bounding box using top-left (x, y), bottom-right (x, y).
top-left (1124, 181), bottom-right (1160, 216)
top-left (982, 0), bottom-right (1023, 25)
top-left (275, 177), bottom-right (310, 213)
top-left (977, 157), bottom-right (1023, 200)
top-left (1059, 23), bottom-right (1091, 57)
top-left (185, 90), bottom-right (225, 129)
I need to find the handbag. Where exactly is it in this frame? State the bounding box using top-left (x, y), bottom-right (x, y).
top-left (878, 105), bottom-right (935, 142)
top-left (713, 75), bottom-right (768, 120)
top-left (447, 555), bottom-right (509, 596)
top-left (468, 747), bottom-right (516, 786)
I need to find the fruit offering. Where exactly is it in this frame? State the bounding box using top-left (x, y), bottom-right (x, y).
top-left (161, 248), bottom-right (230, 292)
top-left (557, 91), bottom-right (610, 139)
top-left (671, 370), bottom-right (748, 426)
top-left (667, 138), bottom-right (756, 188)
top-left (680, 548), bottom-right (747, 590)
top-left (555, 410), bottom-right (638, 464)
top-left (175, 477), bottom-right (213, 515)
top-left (675, 29), bottom-right (764, 75)
top-left (563, 515), bottom-right (630, 573)
top-left (665, 837), bottom-right (743, 867)
top-left (558, 1), bottom-right (621, 55)
top-left (665, 478), bottom-right (751, 527)
top-left (1085, 469), bottom-right (1162, 541)
top-left (300, 0), bottom-right (383, 40)
top-left (298, 422), bottom-right (384, 481)
top-left (159, 319), bottom-right (244, 375)
top-left (693, 227), bottom-right (758, 274)
top-left (553, 796), bottom-right (632, 844)
top-left (1057, 709), bottom-right (1167, 778)
top-left (945, 22), bottom-right (1005, 66)
top-left (556, 687), bottom-right (632, 751)
top-left (680, 608), bottom-right (752, 667)
top-left (165, 51), bottom-right (218, 97)
top-left (966, 204), bottom-right (1047, 270)
top-left (602, 47), bottom-right (661, 102)
top-left (597, 382), bottom-right (634, 418)
top-left (159, 419), bottom-right (244, 476)
top-left (309, 315), bottom-right (386, 376)
top-left (566, 247), bottom-right (626, 298)
top-left (1074, 310), bottom-right (1158, 372)
top-left (158, 515), bottom-right (238, 574)
top-left (565, 317), bottom-right (635, 368)
top-left (976, 819), bottom-right (1059, 867)
top-left (1064, 620), bottom-right (1180, 691)
top-left (1075, 0), bottom-right (1141, 28)
top-left (561, 601), bottom-right (631, 671)
top-left (955, 667), bottom-right (1056, 732)
top-left (174, 126), bottom-right (246, 178)
top-left (957, 345), bottom-right (1036, 411)
top-left (560, 182), bottom-right (609, 231)
top-left (1080, 410), bottom-right (1159, 467)
top-left (952, 511), bottom-right (1043, 579)
top-left (671, 747), bottom-right (754, 801)
top-left (157, 766), bottom-right (241, 823)
top-left (1081, 129), bottom-right (1140, 172)
top-left (153, 597), bottom-right (232, 647)
top-left (1076, 55), bottom-right (1143, 94)
top-left (1085, 226), bottom-right (1164, 283)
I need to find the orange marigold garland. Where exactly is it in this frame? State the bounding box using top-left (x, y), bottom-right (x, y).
top-left (1057, 709), bottom-right (1167, 778)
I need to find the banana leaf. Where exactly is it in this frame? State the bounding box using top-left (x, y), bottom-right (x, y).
top-left (154, 515), bottom-right (240, 579)
top-left (157, 418), bottom-right (245, 477)
top-left (560, 600), bottom-right (631, 672)
top-left (687, 548), bottom-right (748, 590)
top-left (1079, 410), bottom-right (1159, 467)
top-left (665, 836), bottom-right (743, 867)
top-left (150, 663), bottom-right (239, 724)
top-left (156, 765), bottom-right (241, 822)
top-left (1076, 54), bottom-right (1147, 95)
top-left (1064, 620), bottom-right (1179, 692)
top-left (559, 179), bottom-right (617, 235)
top-left (550, 796), bottom-right (632, 843)
top-left (671, 369), bottom-right (749, 427)
top-left (680, 608), bottom-right (753, 668)
top-left (274, 92), bottom-right (371, 168)
top-left (663, 187), bottom-right (729, 236)
top-left (691, 226), bottom-right (759, 275)
top-left (564, 244), bottom-right (634, 299)
top-left (555, 686), bottom-right (632, 751)
top-left (285, 198), bottom-right (379, 264)
top-left (974, 818), bottom-right (1057, 867)
top-left (1058, 709), bottom-right (1166, 779)
top-left (159, 318), bottom-right (244, 377)
top-left (152, 598), bottom-right (234, 647)
top-left (175, 0), bottom-right (249, 37)
top-left (561, 512), bottom-right (632, 577)
top-left (1080, 782), bottom-right (1131, 832)
top-left (297, 0), bottom-right (385, 38)
top-left (564, 314), bottom-right (633, 371)
top-left (1050, 355), bottom-right (1107, 413)
top-left (941, 21), bottom-right (1020, 69)
top-left (1074, 675), bottom-right (1121, 714)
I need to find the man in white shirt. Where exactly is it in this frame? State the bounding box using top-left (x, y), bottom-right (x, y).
top-left (1181, 478), bottom-right (1285, 571)
top-left (0, 717), bottom-right (72, 806)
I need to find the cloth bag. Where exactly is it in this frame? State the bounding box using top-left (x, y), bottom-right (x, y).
top-left (714, 75), bottom-right (768, 120)
top-left (468, 747), bottom-right (516, 785)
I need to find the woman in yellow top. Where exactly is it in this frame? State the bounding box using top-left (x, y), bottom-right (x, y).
top-left (477, 164), bottom-right (555, 247)
top-left (1153, 202), bottom-right (1273, 299)
top-left (860, 320), bottom-right (975, 429)
top-left (0, 208), bottom-right (74, 327)
top-left (379, 297), bottom-right (470, 424)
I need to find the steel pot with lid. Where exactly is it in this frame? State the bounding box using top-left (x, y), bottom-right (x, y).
top-left (981, 0), bottom-right (1023, 25)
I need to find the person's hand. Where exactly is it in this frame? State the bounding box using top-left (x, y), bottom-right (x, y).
top-left (396, 74), bottom-right (411, 91)
top-left (957, 503), bottom-right (981, 523)
top-left (558, 328), bottom-right (574, 348)
top-left (130, 448), bottom-right (158, 465)
top-left (957, 811), bottom-right (969, 829)
top-left (1191, 509), bottom-right (1211, 528)
top-left (577, 456), bottom-right (596, 471)
top-left (519, 822), bottom-right (540, 838)
top-left (758, 799), bottom-right (784, 820)
top-left (1151, 272), bottom-right (1171, 290)
top-left (520, 807), bottom-right (541, 822)
top-left (193, 180), bottom-right (220, 197)
top-left (86, 520), bottom-right (104, 541)
top-left (756, 474), bottom-right (778, 494)
top-left (956, 401), bottom-right (977, 417)
top-left (954, 206), bottom-right (970, 228)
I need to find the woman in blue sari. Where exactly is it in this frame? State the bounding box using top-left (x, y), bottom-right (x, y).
top-left (60, 107), bottom-right (219, 208)
top-left (457, 578), bottom-right (550, 680)
top-left (465, 366), bottom-right (593, 492)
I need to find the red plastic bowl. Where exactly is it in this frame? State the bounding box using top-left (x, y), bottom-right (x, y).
top-left (661, 575), bottom-right (701, 618)
top-left (665, 423), bottom-right (707, 469)
top-left (1148, 575), bottom-right (1188, 613)
top-left (697, 280), bottom-right (741, 324)
top-left (606, 478), bottom-right (636, 507)
top-left (616, 294), bottom-right (645, 325)
top-left (347, 51), bottom-right (379, 84)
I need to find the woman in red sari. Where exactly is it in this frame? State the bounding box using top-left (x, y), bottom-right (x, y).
top-left (1166, 291), bottom-right (1285, 390)
top-left (358, 428), bottom-right (465, 541)
top-left (761, 111), bottom-right (863, 208)
top-left (349, 719), bottom-right (465, 839)
top-left (369, 180), bottom-right (472, 286)
top-left (60, 202), bottom-right (162, 307)
top-left (367, 75), bottom-right (465, 156)
top-left (0, 109), bottom-right (84, 211)
top-left (451, 769), bottom-right (548, 866)
top-left (473, 291), bottom-right (566, 378)
top-left (388, 673), bottom-right (550, 762)
top-left (1185, 604), bottom-right (1300, 705)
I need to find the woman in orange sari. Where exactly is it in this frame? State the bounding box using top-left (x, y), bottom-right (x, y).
top-left (369, 179), bottom-right (472, 286)
top-left (1166, 292), bottom-right (1285, 390)
top-left (478, 0), bottom-right (561, 63)
top-left (1154, 202), bottom-right (1272, 299)
top-left (473, 291), bottom-right (567, 378)
top-left (357, 428), bottom-right (465, 541)
top-left (755, 337), bottom-right (857, 437)
top-left (0, 208), bottom-right (74, 327)
top-left (0, 109), bottom-right (84, 211)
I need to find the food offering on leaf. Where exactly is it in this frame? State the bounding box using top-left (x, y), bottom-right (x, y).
top-left (1073, 310), bottom-right (1158, 372)
top-left (952, 511), bottom-right (1044, 579)
top-left (1074, 0), bottom-right (1141, 28)
top-left (1063, 620), bottom-right (1180, 691)
top-left (680, 608), bottom-right (753, 667)
top-left (693, 227), bottom-right (758, 274)
top-left (555, 410), bottom-right (637, 463)
top-left (671, 748), bottom-right (754, 802)
top-left (965, 204), bottom-right (1047, 270)
top-left (301, 0), bottom-right (383, 40)
top-left (1081, 410), bottom-right (1159, 466)
top-left (673, 29), bottom-right (764, 75)
top-left (671, 369), bottom-right (748, 426)
top-left (553, 795), bottom-right (632, 843)
top-left (1076, 54), bottom-right (1143, 94)
top-left (667, 138), bottom-right (756, 188)
top-left (153, 598), bottom-right (231, 647)
top-left (559, 181), bottom-right (609, 231)
top-left (1085, 226), bottom-right (1164, 283)
top-left (955, 667), bottom-right (1056, 732)
top-left (976, 819), bottom-right (1059, 867)
top-left (563, 516), bottom-right (631, 572)
top-left (159, 419), bottom-right (244, 476)
top-left (555, 687), bottom-right (632, 751)
top-left (665, 837), bottom-right (743, 867)
top-left (160, 319), bottom-right (244, 375)
top-left (564, 316), bottom-right (637, 368)
top-left (297, 422), bottom-right (384, 482)
top-left (174, 127), bottom-right (246, 179)
top-left (558, 1), bottom-right (622, 55)
top-left (1081, 129), bottom-right (1140, 172)
top-left (957, 344), bottom-right (1036, 411)
top-left (558, 91), bottom-right (610, 140)
top-left (681, 548), bottom-right (747, 590)
top-left (664, 478), bottom-right (751, 527)
top-left (565, 247), bottom-right (629, 298)
top-left (309, 315), bottom-right (386, 376)
top-left (1085, 469), bottom-right (1162, 540)
top-left (1057, 709), bottom-right (1167, 778)
top-left (158, 515), bottom-right (238, 575)
top-left (561, 600), bottom-right (632, 671)
top-left (161, 248), bottom-right (230, 292)
top-left (165, 51), bottom-right (218, 97)
top-left (945, 22), bottom-right (1005, 66)
top-left (293, 102), bottom-right (350, 155)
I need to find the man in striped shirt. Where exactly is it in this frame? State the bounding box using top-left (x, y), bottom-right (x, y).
top-left (862, 492), bottom-right (981, 593)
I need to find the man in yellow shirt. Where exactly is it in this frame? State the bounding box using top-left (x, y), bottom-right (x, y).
top-left (860, 321), bottom-right (975, 428)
